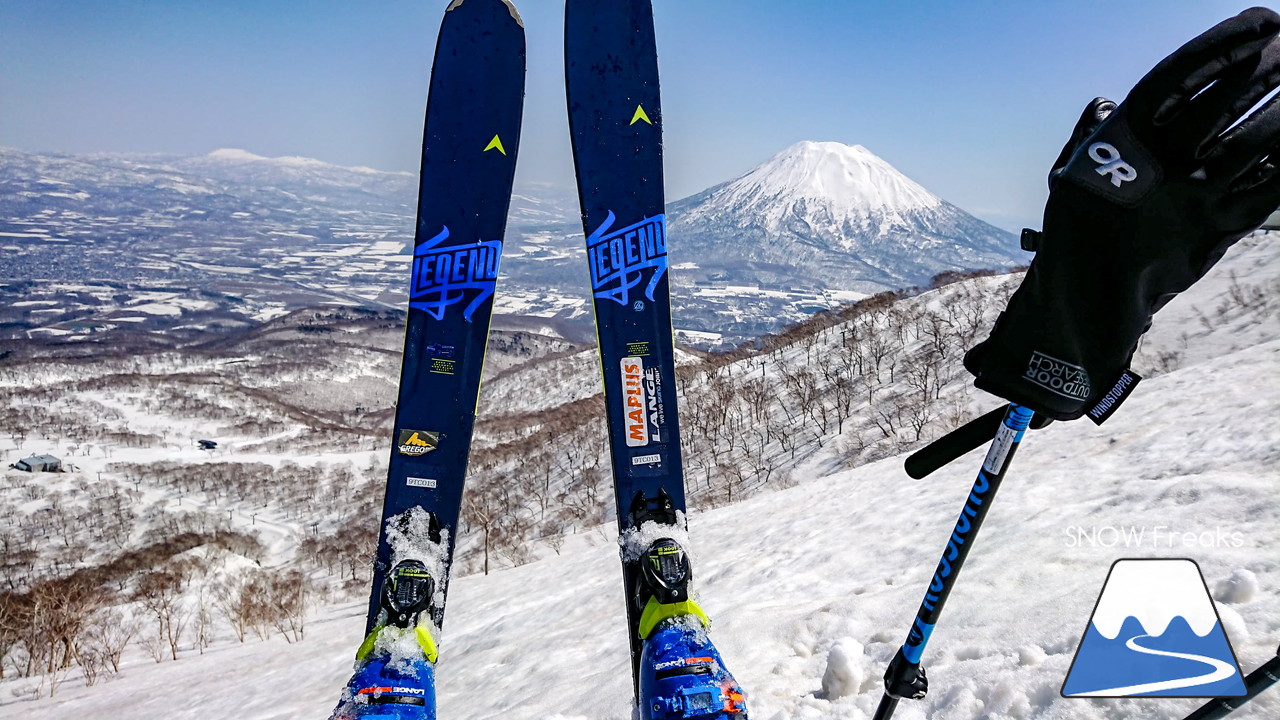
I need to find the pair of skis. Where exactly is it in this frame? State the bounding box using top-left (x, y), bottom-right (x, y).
top-left (327, 3), bottom-right (1271, 719)
top-left (329, 1), bottom-right (745, 719)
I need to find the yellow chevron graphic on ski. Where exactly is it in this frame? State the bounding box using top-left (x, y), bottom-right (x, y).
top-left (629, 104), bottom-right (652, 126)
top-left (484, 134), bottom-right (507, 155)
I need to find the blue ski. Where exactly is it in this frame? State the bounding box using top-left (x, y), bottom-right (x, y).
top-left (565, 1), bottom-right (747, 717)
top-left (331, 1), bottom-right (524, 717)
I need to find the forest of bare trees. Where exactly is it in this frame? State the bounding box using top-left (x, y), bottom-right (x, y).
top-left (1, 259), bottom-right (1271, 695)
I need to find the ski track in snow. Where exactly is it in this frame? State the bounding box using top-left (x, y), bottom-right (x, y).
top-left (1073, 634), bottom-right (1238, 697)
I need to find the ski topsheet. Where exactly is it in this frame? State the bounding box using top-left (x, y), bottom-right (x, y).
top-left (366, 0), bottom-right (524, 652)
top-left (333, 2), bottom-right (523, 717)
top-left (566, 4), bottom-right (746, 716)
top-left (565, 0), bottom-right (685, 692)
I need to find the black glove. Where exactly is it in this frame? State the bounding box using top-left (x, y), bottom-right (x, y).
top-left (965, 7), bottom-right (1280, 422)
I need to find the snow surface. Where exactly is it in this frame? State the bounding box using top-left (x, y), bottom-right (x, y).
top-left (3, 330), bottom-right (1275, 719)
top-left (2, 234), bottom-right (1274, 719)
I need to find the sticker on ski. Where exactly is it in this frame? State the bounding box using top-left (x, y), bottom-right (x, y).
top-left (623, 357), bottom-right (650, 447)
top-left (397, 430), bottom-right (440, 457)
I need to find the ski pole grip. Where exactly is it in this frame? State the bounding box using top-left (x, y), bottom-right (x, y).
top-left (905, 406), bottom-right (1049, 479)
top-left (905, 406), bottom-right (1006, 478)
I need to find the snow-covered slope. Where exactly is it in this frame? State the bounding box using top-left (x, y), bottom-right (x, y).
top-left (669, 141), bottom-right (1024, 294)
top-left (2, 240), bottom-right (1274, 719)
top-left (3, 336), bottom-right (1273, 720)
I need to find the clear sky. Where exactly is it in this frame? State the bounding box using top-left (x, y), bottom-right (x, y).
top-left (0, 0), bottom-right (1265, 231)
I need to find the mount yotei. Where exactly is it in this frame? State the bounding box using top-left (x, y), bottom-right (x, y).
top-left (668, 141), bottom-right (1022, 294)
top-left (0, 142), bottom-right (1021, 348)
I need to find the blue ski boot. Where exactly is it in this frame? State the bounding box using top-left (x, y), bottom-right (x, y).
top-left (331, 560), bottom-right (439, 720)
top-left (637, 538), bottom-right (747, 719)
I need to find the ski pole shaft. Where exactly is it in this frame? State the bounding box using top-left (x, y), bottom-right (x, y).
top-left (873, 403), bottom-right (1035, 720)
top-left (1182, 645), bottom-right (1280, 720)
top-left (873, 695), bottom-right (898, 719)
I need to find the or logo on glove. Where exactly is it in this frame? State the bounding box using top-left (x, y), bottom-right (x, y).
top-left (1087, 142), bottom-right (1138, 187)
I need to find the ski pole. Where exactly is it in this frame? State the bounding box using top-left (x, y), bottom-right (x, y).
top-left (873, 403), bottom-right (1035, 720)
top-left (1182, 644), bottom-right (1280, 720)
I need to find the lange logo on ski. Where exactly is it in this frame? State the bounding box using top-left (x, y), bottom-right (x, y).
top-left (586, 211), bottom-right (668, 308)
top-left (410, 226), bottom-right (501, 322)
top-left (1024, 351), bottom-right (1091, 400)
top-left (1088, 141), bottom-right (1138, 187)
top-left (396, 430), bottom-right (440, 456)
top-left (622, 357), bottom-right (650, 447)
top-left (645, 366), bottom-right (665, 442)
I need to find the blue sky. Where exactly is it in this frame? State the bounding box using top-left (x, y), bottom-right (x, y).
top-left (0, 1), bottom-right (1263, 231)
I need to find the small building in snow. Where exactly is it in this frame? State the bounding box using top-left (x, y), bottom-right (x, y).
top-left (197, 439), bottom-right (218, 450)
top-left (12, 455), bottom-right (61, 473)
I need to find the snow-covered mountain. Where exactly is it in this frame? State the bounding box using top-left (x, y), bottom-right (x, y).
top-left (2, 143), bottom-right (1023, 347)
top-left (669, 141), bottom-right (1024, 293)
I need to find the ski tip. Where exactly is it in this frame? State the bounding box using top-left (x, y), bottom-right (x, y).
top-left (446, 0), bottom-right (524, 28)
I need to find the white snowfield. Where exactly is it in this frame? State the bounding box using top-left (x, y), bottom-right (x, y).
top-left (5, 330), bottom-right (1277, 717)
top-left (1, 237), bottom-right (1275, 720)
